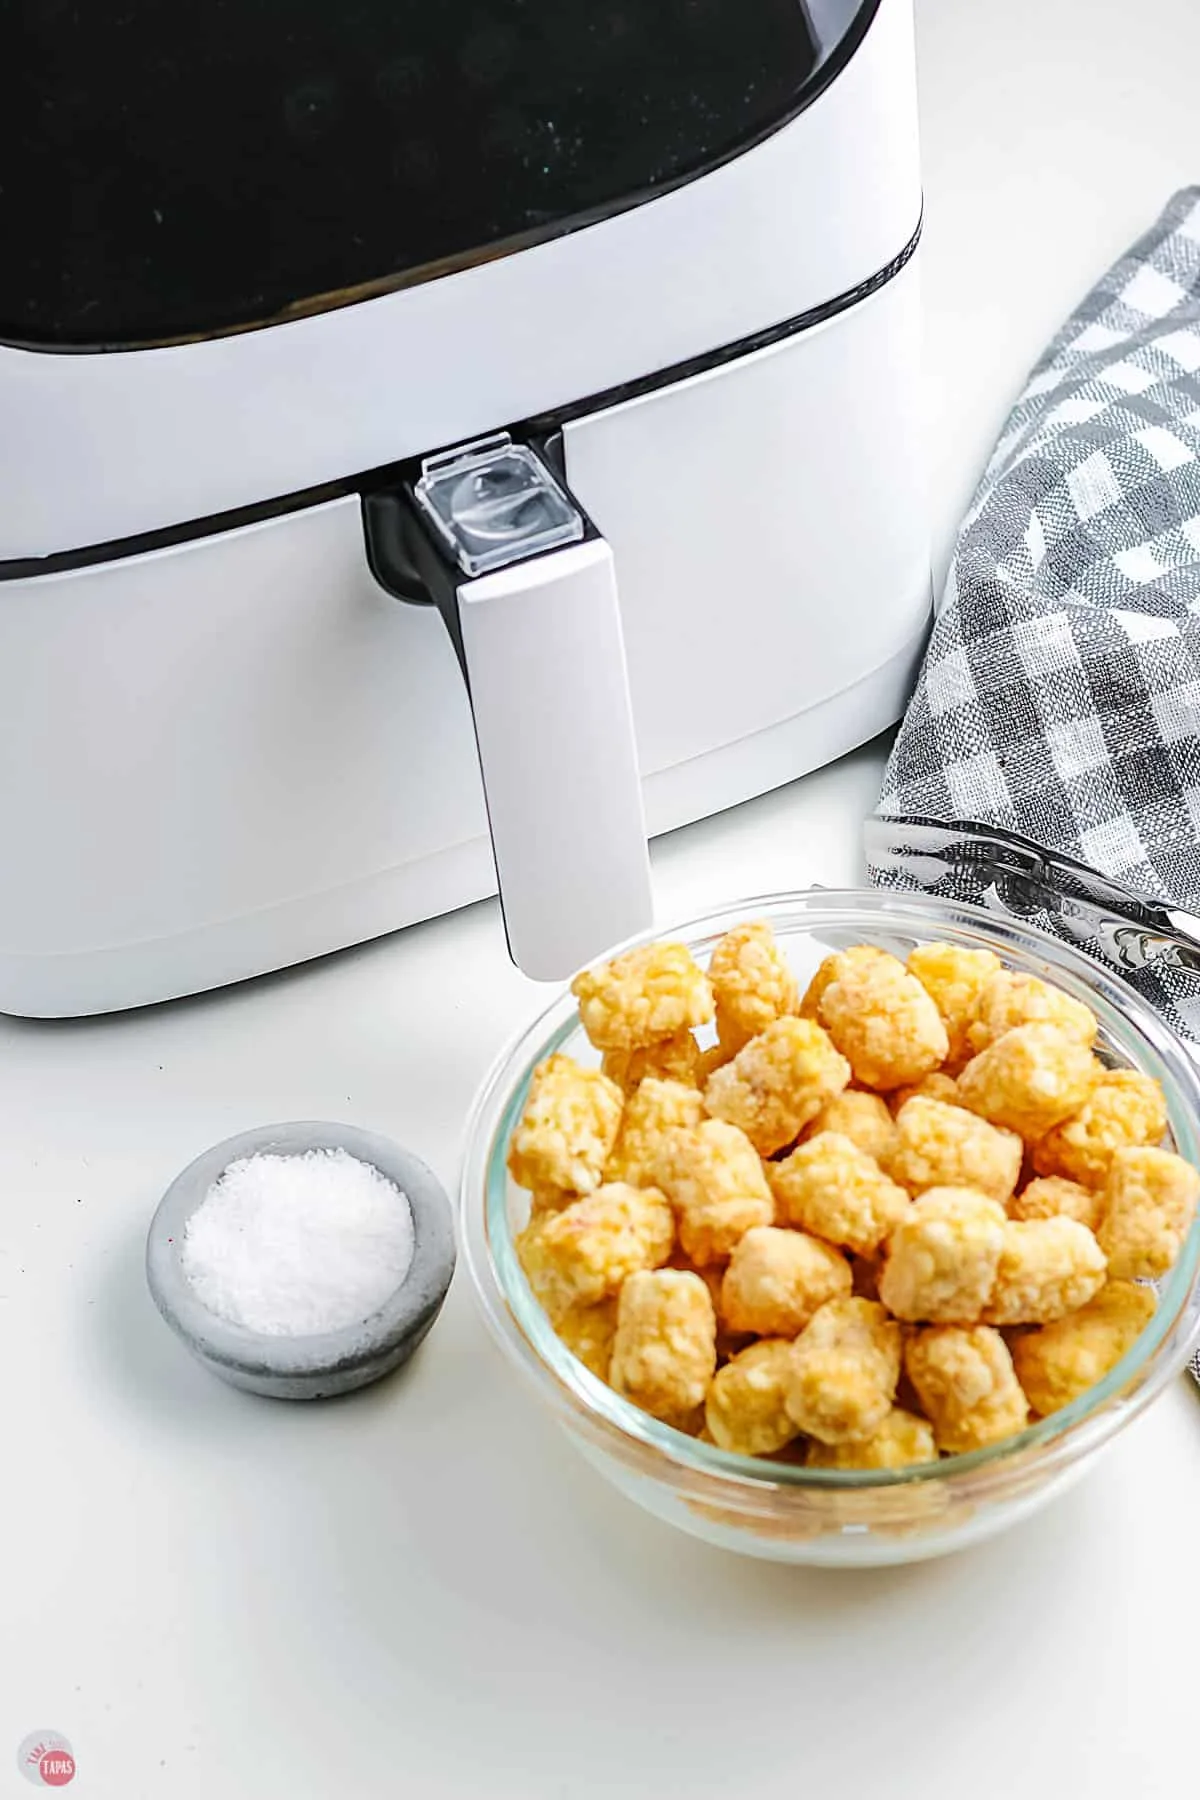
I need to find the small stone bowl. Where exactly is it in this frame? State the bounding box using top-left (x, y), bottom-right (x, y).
top-left (146, 1121), bottom-right (456, 1399)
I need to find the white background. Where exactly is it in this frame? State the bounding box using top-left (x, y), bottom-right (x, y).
top-left (3, 1), bottom-right (1199, 1794)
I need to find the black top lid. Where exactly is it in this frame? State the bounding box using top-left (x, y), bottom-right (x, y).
top-left (5, 0), bottom-right (876, 352)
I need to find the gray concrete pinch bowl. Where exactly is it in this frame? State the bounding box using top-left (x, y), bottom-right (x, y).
top-left (145, 1121), bottom-right (456, 1399)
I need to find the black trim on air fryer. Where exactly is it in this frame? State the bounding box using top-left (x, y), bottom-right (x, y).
top-left (3, 0), bottom-right (882, 353)
top-left (0, 219), bottom-right (920, 583)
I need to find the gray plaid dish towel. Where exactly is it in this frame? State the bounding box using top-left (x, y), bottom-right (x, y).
top-left (867, 191), bottom-right (1200, 1382)
top-left (870, 188), bottom-right (1200, 1044)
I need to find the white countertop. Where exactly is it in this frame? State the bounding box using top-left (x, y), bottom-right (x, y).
top-left (5, 1), bottom-right (1200, 1794)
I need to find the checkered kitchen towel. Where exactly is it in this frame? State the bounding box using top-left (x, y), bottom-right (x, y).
top-left (871, 188), bottom-right (1200, 1044)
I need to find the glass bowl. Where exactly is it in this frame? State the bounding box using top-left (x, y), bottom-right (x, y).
top-left (460, 891), bottom-right (1200, 1566)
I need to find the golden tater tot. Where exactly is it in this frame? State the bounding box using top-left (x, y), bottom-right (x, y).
top-left (508, 1054), bottom-right (623, 1195)
top-left (1011, 1281), bottom-right (1156, 1415)
top-left (983, 1218), bottom-right (1107, 1325)
top-left (966, 969), bottom-right (1098, 1056)
top-left (720, 1226), bottom-right (852, 1338)
top-left (957, 1025), bottom-right (1099, 1139)
top-left (709, 920), bottom-right (799, 1056)
top-left (654, 1119), bottom-right (774, 1265)
top-left (785, 1298), bottom-right (901, 1445)
top-left (879, 1187), bottom-right (1007, 1324)
top-left (1097, 1146), bottom-right (1200, 1280)
top-left (906, 941), bottom-right (1001, 1068)
top-left (1032, 1070), bottom-right (1168, 1188)
top-left (703, 1016), bottom-right (850, 1155)
top-left (889, 1096), bottom-right (1022, 1203)
top-left (572, 942), bottom-right (713, 1051)
top-left (606, 1077), bottom-right (705, 1187)
top-left (818, 956), bottom-right (949, 1091)
top-left (516, 1182), bottom-right (674, 1317)
top-left (705, 1338), bottom-right (800, 1457)
top-left (609, 1269), bottom-right (718, 1427)
top-left (905, 1325), bottom-right (1028, 1453)
top-left (770, 1132), bottom-right (912, 1256)
top-left (798, 944), bottom-right (890, 1020)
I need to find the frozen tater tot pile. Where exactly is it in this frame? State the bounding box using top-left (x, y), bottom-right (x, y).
top-left (503, 924), bottom-right (1199, 1467)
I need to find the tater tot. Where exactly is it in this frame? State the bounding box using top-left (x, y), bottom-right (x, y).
top-left (889, 1096), bottom-right (1023, 1203)
top-left (507, 1054), bottom-right (624, 1195)
top-left (879, 1187), bottom-right (1007, 1324)
top-left (705, 1338), bottom-right (800, 1456)
top-left (802, 1089), bottom-right (898, 1167)
top-left (1032, 1070), bottom-right (1168, 1188)
top-left (516, 1182), bottom-right (675, 1317)
top-left (957, 1024), bottom-right (1100, 1139)
top-left (703, 1016), bottom-right (850, 1155)
top-left (799, 944), bottom-right (890, 1020)
top-left (905, 1325), bottom-right (1028, 1453)
top-left (1097, 1145), bottom-right (1200, 1279)
top-left (720, 1226), bottom-right (852, 1337)
top-left (806, 1407), bottom-right (936, 1470)
top-left (906, 941), bottom-right (1002, 1068)
top-left (572, 942), bottom-right (714, 1051)
top-left (889, 1071), bottom-right (962, 1114)
top-left (966, 969), bottom-right (1098, 1056)
top-left (609, 1269), bottom-right (718, 1427)
top-left (606, 1077), bottom-right (705, 1187)
top-left (654, 1119), bottom-right (774, 1265)
top-left (983, 1218), bottom-right (1107, 1325)
top-left (601, 1031), bottom-right (702, 1095)
top-left (818, 956), bottom-right (949, 1091)
top-left (555, 1297), bottom-right (619, 1381)
top-left (785, 1298), bottom-right (902, 1444)
top-left (770, 1132), bottom-right (912, 1256)
top-left (1008, 1175), bottom-right (1102, 1229)
top-left (709, 920), bottom-right (799, 1056)
top-left (1011, 1281), bottom-right (1157, 1415)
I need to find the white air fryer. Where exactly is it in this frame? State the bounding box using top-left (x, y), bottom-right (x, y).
top-left (0, 0), bottom-right (928, 1016)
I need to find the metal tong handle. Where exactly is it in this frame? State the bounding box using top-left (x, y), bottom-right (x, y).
top-left (864, 814), bottom-right (1200, 980)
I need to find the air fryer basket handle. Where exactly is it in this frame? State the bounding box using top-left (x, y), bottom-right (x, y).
top-left (363, 479), bottom-right (653, 980)
top-left (454, 537), bottom-right (653, 979)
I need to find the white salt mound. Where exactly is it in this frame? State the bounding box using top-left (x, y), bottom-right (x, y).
top-left (180, 1148), bottom-right (415, 1336)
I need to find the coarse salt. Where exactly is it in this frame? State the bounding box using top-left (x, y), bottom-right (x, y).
top-left (180, 1148), bottom-right (415, 1336)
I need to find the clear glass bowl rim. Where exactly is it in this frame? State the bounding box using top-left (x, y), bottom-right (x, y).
top-left (460, 889), bottom-right (1200, 1495)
